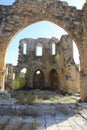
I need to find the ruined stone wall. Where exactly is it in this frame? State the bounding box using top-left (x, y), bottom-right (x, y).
top-left (13, 35), bottom-right (80, 93)
top-left (5, 64), bottom-right (14, 91)
top-left (5, 64), bottom-right (14, 81)
top-left (15, 37), bottom-right (60, 90)
top-left (59, 35), bottom-right (80, 93)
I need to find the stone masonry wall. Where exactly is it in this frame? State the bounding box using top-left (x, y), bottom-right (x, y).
top-left (12, 35), bottom-right (80, 93)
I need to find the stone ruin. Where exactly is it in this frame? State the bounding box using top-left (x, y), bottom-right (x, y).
top-left (0, 0), bottom-right (87, 101)
top-left (5, 35), bottom-right (80, 94)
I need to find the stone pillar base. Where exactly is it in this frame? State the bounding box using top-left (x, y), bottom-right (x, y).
top-left (80, 77), bottom-right (87, 102)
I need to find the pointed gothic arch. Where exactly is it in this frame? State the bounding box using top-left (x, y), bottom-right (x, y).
top-left (49, 69), bottom-right (59, 90)
top-left (33, 69), bottom-right (45, 89)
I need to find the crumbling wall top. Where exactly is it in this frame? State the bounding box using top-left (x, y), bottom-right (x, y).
top-left (14, 0), bottom-right (68, 6)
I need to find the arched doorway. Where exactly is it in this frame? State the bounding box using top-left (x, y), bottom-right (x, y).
top-left (33, 70), bottom-right (45, 90)
top-left (49, 69), bottom-right (59, 90)
top-left (12, 68), bottom-right (27, 90)
top-left (19, 68), bottom-right (27, 89)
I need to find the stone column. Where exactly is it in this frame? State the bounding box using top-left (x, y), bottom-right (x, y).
top-left (80, 47), bottom-right (87, 102)
top-left (0, 34), bottom-right (11, 91)
top-left (27, 71), bottom-right (33, 89)
top-left (15, 71), bottom-right (20, 79)
top-left (80, 4), bottom-right (87, 102)
top-left (29, 76), bottom-right (33, 88)
top-left (0, 68), bottom-right (5, 91)
top-left (44, 71), bottom-right (49, 89)
top-left (0, 50), bottom-right (5, 91)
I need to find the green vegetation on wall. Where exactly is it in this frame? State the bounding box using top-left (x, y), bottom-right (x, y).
top-left (12, 76), bottom-right (26, 89)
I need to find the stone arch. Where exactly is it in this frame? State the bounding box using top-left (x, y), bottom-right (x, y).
top-left (2, 0), bottom-right (82, 54)
top-left (18, 67), bottom-right (27, 89)
top-left (14, 66), bottom-right (28, 77)
top-left (33, 69), bottom-right (45, 89)
top-left (49, 69), bottom-right (59, 90)
top-left (20, 68), bottom-right (27, 77)
top-left (0, 0), bottom-right (87, 101)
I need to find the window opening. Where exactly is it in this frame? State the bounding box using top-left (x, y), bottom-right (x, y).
top-left (52, 43), bottom-right (56, 55)
top-left (36, 43), bottom-right (42, 56)
top-left (36, 70), bottom-right (41, 75)
top-left (23, 43), bottom-right (27, 54)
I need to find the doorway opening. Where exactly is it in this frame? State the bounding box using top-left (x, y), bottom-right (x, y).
top-left (33, 70), bottom-right (45, 90)
top-left (49, 69), bottom-right (59, 90)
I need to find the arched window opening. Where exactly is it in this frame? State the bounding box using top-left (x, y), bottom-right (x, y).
top-left (49, 69), bottom-right (59, 90)
top-left (20, 68), bottom-right (27, 77)
top-left (33, 70), bottom-right (45, 89)
top-left (12, 68), bottom-right (27, 90)
top-left (36, 70), bottom-right (41, 75)
top-left (23, 43), bottom-right (27, 55)
top-left (36, 43), bottom-right (43, 56)
top-left (52, 43), bottom-right (56, 55)
top-left (17, 68), bottom-right (27, 88)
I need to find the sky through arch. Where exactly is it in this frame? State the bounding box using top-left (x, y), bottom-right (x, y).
top-left (0, 0), bottom-right (84, 65)
top-left (5, 21), bottom-right (80, 65)
top-left (6, 21), bottom-right (68, 65)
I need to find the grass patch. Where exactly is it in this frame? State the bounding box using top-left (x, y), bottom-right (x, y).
top-left (11, 90), bottom-right (76, 104)
top-left (11, 92), bottom-right (35, 104)
top-left (60, 96), bottom-right (76, 103)
top-left (48, 96), bottom-right (60, 101)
